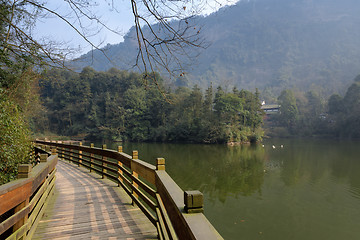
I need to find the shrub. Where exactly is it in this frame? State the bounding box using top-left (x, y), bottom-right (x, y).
top-left (0, 95), bottom-right (31, 185)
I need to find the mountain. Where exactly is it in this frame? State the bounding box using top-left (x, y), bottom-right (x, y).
top-left (71, 0), bottom-right (360, 95)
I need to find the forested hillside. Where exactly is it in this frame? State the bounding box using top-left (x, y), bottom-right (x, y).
top-left (39, 68), bottom-right (264, 143)
top-left (71, 0), bottom-right (360, 96)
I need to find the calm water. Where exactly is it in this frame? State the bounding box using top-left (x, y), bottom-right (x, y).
top-left (98, 139), bottom-right (360, 240)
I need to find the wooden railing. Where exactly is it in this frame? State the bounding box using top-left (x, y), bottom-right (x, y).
top-left (0, 147), bottom-right (57, 240)
top-left (35, 140), bottom-right (223, 240)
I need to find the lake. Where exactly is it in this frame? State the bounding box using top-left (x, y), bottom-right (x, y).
top-left (98, 138), bottom-right (360, 240)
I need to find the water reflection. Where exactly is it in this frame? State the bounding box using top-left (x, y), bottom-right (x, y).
top-left (101, 142), bottom-right (266, 202)
top-left (265, 139), bottom-right (360, 197)
top-left (202, 145), bottom-right (266, 203)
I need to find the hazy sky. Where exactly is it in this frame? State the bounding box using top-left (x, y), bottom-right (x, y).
top-left (34, 0), bottom-right (238, 56)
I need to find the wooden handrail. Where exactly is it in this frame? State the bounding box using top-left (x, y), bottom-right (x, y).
top-left (35, 140), bottom-right (223, 240)
top-left (0, 150), bottom-right (57, 240)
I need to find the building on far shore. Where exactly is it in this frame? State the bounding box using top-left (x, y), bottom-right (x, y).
top-left (261, 101), bottom-right (280, 116)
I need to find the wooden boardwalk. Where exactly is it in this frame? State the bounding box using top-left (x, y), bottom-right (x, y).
top-left (32, 160), bottom-right (158, 240)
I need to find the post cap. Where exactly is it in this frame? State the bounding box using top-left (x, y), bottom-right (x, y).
top-left (18, 164), bottom-right (32, 173)
top-left (51, 148), bottom-right (57, 155)
top-left (118, 146), bottom-right (123, 152)
top-left (132, 150), bottom-right (138, 160)
top-left (40, 154), bottom-right (48, 162)
top-left (184, 190), bottom-right (204, 213)
top-left (156, 158), bottom-right (165, 170)
top-left (18, 164), bottom-right (32, 178)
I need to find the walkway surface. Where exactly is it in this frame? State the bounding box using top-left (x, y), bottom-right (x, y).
top-left (32, 160), bottom-right (158, 240)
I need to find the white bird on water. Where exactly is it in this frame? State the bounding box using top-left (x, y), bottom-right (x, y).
top-left (272, 145), bottom-right (276, 149)
top-left (280, 145), bottom-right (284, 148)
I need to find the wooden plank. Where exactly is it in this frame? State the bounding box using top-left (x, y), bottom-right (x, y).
top-left (13, 197), bottom-right (29, 232)
top-left (132, 185), bottom-right (157, 212)
top-left (156, 193), bottom-right (178, 240)
top-left (0, 200), bottom-right (30, 235)
top-left (155, 170), bottom-right (191, 239)
top-left (131, 194), bottom-right (157, 226)
top-left (30, 155), bottom-right (58, 195)
top-left (0, 181), bottom-right (31, 216)
top-left (28, 169), bottom-right (56, 212)
top-left (130, 174), bottom-right (157, 199)
top-left (27, 178), bottom-right (56, 239)
top-left (157, 222), bottom-right (164, 240)
top-left (156, 207), bottom-right (169, 240)
top-left (131, 159), bottom-right (156, 185)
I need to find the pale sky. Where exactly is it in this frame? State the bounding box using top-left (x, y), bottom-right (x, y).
top-left (34, 0), bottom-right (239, 57)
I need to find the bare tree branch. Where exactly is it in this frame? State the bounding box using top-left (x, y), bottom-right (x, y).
top-left (1, 0), bottom-right (232, 87)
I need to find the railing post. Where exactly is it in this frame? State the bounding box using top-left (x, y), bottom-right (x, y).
top-left (40, 154), bottom-right (48, 163)
top-left (90, 143), bottom-right (94, 172)
top-left (131, 150), bottom-right (139, 205)
top-left (30, 143), bottom-right (35, 165)
top-left (117, 146), bottom-right (123, 187)
top-left (184, 190), bottom-right (204, 213)
top-left (14, 164), bottom-right (32, 237)
top-left (102, 144), bottom-right (107, 179)
top-left (69, 142), bottom-right (73, 163)
top-left (156, 158), bottom-right (165, 170)
top-left (13, 198), bottom-right (29, 237)
top-left (58, 141), bottom-right (64, 160)
top-left (51, 147), bottom-right (57, 155)
top-left (78, 142), bottom-right (82, 167)
top-left (154, 157), bottom-right (169, 239)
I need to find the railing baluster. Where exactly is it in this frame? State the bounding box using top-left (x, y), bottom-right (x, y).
top-left (78, 142), bottom-right (82, 167)
top-left (69, 142), bottom-right (73, 163)
top-left (117, 146), bottom-right (123, 187)
top-left (102, 144), bottom-right (107, 179)
top-left (60, 141), bottom-right (64, 160)
top-left (89, 143), bottom-right (94, 172)
top-left (51, 147), bottom-right (57, 156)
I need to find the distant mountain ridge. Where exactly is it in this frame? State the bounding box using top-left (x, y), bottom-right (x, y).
top-left (71, 0), bottom-right (360, 95)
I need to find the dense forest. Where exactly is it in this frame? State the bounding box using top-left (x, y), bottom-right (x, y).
top-left (72, 0), bottom-right (360, 96)
top-left (268, 75), bottom-right (360, 138)
top-left (38, 68), bottom-right (264, 143)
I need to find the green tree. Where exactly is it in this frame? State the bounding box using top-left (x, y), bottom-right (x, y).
top-left (341, 79), bottom-right (360, 137)
top-left (277, 89), bottom-right (299, 132)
